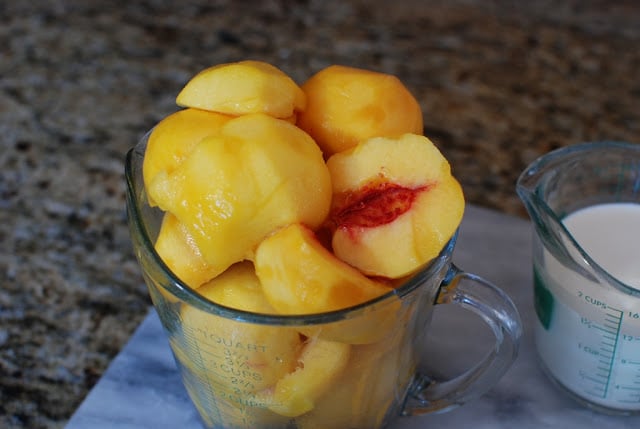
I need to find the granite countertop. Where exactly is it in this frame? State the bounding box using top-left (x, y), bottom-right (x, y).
top-left (0, 1), bottom-right (638, 428)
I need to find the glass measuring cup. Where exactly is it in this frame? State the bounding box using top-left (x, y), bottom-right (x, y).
top-left (517, 141), bottom-right (640, 415)
top-left (126, 133), bottom-right (522, 429)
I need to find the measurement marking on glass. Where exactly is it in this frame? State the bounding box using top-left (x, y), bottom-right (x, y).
top-left (179, 331), bottom-right (224, 422)
top-left (603, 307), bottom-right (624, 398)
top-left (589, 306), bottom-right (625, 399)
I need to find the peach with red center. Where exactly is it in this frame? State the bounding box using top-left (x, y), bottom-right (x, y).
top-left (326, 133), bottom-right (465, 279)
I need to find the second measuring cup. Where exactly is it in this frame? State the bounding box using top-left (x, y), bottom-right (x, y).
top-left (517, 141), bottom-right (640, 414)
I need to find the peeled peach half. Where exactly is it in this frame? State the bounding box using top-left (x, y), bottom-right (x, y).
top-left (176, 60), bottom-right (306, 118)
top-left (265, 337), bottom-right (350, 417)
top-left (254, 223), bottom-right (393, 315)
top-left (301, 298), bottom-right (403, 345)
top-left (154, 212), bottom-right (217, 289)
top-left (143, 107), bottom-right (231, 203)
top-left (297, 65), bottom-right (423, 157)
top-left (149, 113), bottom-right (332, 277)
top-left (297, 336), bottom-right (410, 429)
top-left (179, 262), bottom-right (303, 392)
top-left (197, 261), bottom-right (275, 313)
top-left (326, 133), bottom-right (465, 278)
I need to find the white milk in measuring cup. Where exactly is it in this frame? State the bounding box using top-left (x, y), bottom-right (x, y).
top-left (534, 202), bottom-right (640, 413)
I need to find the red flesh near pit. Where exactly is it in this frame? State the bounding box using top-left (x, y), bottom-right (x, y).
top-left (331, 182), bottom-right (429, 230)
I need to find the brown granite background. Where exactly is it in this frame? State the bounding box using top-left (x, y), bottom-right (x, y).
top-left (0, 0), bottom-right (638, 427)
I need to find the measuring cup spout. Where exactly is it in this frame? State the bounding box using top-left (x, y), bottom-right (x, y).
top-left (516, 152), bottom-right (595, 281)
top-left (518, 141), bottom-right (640, 289)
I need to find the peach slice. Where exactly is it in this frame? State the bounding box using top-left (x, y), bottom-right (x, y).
top-left (179, 262), bottom-right (303, 393)
top-left (296, 335), bottom-right (411, 429)
top-left (149, 113), bottom-right (332, 277)
top-left (297, 65), bottom-right (423, 157)
top-left (197, 261), bottom-right (276, 313)
top-left (265, 337), bottom-right (350, 417)
top-left (326, 133), bottom-right (465, 278)
top-left (302, 298), bottom-right (403, 345)
top-left (176, 337), bottom-right (291, 428)
top-left (154, 212), bottom-right (217, 289)
top-left (254, 223), bottom-right (393, 315)
top-left (143, 107), bottom-right (231, 203)
top-left (176, 60), bottom-right (306, 119)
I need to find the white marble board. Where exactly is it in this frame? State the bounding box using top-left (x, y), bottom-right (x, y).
top-left (65, 205), bottom-right (640, 428)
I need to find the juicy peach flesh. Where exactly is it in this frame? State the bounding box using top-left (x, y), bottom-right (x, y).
top-left (330, 181), bottom-right (431, 231)
top-left (297, 65), bottom-right (423, 157)
top-left (254, 223), bottom-right (393, 315)
top-left (326, 133), bottom-right (464, 279)
top-left (141, 61), bottom-right (465, 425)
top-left (176, 60), bottom-right (306, 118)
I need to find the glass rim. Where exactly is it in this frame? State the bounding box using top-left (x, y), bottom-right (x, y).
top-left (517, 140), bottom-right (639, 187)
top-left (125, 139), bottom-right (457, 325)
top-left (516, 140), bottom-right (640, 297)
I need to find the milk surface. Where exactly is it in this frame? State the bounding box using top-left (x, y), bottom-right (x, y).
top-left (534, 202), bottom-right (640, 412)
top-left (563, 203), bottom-right (640, 288)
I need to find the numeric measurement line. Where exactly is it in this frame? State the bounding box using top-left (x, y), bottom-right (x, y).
top-left (600, 307), bottom-right (624, 398)
top-left (584, 374), bottom-right (607, 384)
top-left (178, 328), bottom-right (228, 420)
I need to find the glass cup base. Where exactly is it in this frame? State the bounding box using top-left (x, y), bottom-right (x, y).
top-left (536, 354), bottom-right (640, 416)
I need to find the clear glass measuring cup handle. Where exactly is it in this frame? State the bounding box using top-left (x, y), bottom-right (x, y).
top-left (403, 264), bottom-right (523, 415)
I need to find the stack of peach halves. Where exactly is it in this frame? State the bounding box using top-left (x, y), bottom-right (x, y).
top-left (143, 60), bottom-right (465, 424)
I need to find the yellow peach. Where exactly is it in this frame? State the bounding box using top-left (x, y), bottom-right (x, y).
top-left (177, 341), bottom-right (292, 429)
top-left (265, 337), bottom-right (350, 417)
top-left (149, 113), bottom-right (332, 278)
top-left (299, 297), bottom-right (403, 345)
top-left (176, 60), bottom-right (306, 118)
top-left (196, 261), bottom-right (275, 313)
top-left (179, 262), bottom-right (303, 393)
top-left (143, 108), bottom-right (231, 203)
top-left (326, 133), bottom-right (464, 278)
top-left (254, 223), bottom-right (393, 315)
top-left (297, 65), bottom-right (423, 157)
top-left (154, 212), bottom-right (217, 289)
top-left (296, 335), bottom-right (412, 429)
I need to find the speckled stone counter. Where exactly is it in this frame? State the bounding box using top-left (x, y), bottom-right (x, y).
top-left (1, 1), bottom-right (638, 428)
